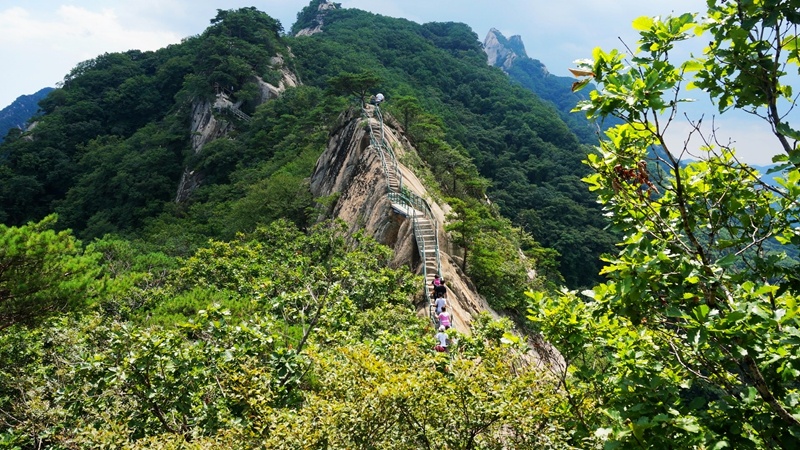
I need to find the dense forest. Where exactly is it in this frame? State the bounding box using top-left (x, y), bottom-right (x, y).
top-left (0, 2), bottom-right (614, 289)
top-left (2, 1), bottom-right (800, 448)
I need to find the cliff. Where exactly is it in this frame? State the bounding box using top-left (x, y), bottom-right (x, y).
top-left (483, 28), bottom-right (530, 72)
top-left (176, 58), bottom-right (300, 203)
top-left (310, 105), bottom-right (502, 334)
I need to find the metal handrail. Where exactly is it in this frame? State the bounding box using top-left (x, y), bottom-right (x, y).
top-left (374, 107), bottom-right (403, 192)
top-left (363, 103), bottom-right (443, 326)
top-left (414, 209), bottom-right (437, 324)
top-left (216, 92), bottom-right (252, 122)
top-left (362, 106), bottom-right (395, 194)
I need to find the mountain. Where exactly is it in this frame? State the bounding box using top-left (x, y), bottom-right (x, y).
top-left (0, 3), bottom-right (615, 289)
top-left (0, 87), bottom-right (54, 143)
top-left (0, 5), bottom-right (578, 446)
top-left (483, 27), bottom-right (528, 72)
top-left (483, 28), bottom-right (617, 143)
top-left (2, 3), bottom-right (798, 448)
top-left (289, 5), bottom-right (617, 287)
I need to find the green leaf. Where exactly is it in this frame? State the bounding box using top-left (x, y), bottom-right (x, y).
top-left (633, 16), bottom-right (655, 31)
top-left (716, 253), bottom-right (737, 267)
top-left (693, 304), bottom-right (710, 321)
top-left (674, 416), bottom-right (701, 433)
top-left (666, 306), bottom-right (687, 318)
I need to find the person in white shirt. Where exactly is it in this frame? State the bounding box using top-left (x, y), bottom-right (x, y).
top-left (434, 325), bottom-right (448, 352)
top-left (434, 295), bottom-right (447, 315)
top-left (375, 92), bottom-right (385, 104)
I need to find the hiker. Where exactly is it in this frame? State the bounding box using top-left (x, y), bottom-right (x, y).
top-left (434, 294), bottom-right (447, 315)
top-left (438, 305), bottom-right (452, 330)
top-left (375, 92), bottom-right (385, 105)
top-left (434, 325), bottom-right (448, 352)
top-left (431, 275), bottom-right (443, 299)
top-left (433, 279), bottom-right (447, 300)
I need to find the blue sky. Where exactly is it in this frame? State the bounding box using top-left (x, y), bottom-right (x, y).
top-left (0, 0), bottom-right (785, 164)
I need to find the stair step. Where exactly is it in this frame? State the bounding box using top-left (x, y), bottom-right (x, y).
top-left (367, 108), bottom-right (442, 329)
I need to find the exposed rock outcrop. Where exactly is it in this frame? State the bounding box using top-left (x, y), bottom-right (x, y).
top-left (174, 98), bottom-right (236, 202)
top-left (310, 106), bottom-right (500, 334)
top-left (484, 28), bottom-right (532, 72)
top-left (484, 28), bottom-right (552, 79)
top-left (175, 59), bottom-right (300, 203)
top-left (295, 1), bottom-right (339, 37)
top-left (309, 105), bottom-right (564, 368)
top-left (259, 55), bottom-right (300, 103)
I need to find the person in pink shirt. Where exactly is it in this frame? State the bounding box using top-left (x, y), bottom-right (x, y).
top-left (438, 306), bottom-right (451, 330)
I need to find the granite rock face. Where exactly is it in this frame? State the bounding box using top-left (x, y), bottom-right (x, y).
top-left (309, 106), bottom-right (499, 334)
top-left (294, 0), bottom-right (339, 37)
top-left (484, 28), bottom-right (531, 72)
top-left (175, 60), bottom-right (299, 203)
top-left (309, 105), bottom-right (563, 367)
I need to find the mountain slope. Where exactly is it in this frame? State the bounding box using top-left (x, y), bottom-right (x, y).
top-left (0, 3), bottom-right (612, 290)
top-left (0, 5), bottom-right (579, 447)
top-left (483, 28), bottom-right (623, 144)
top-left (0, 87), bottom-right (53, 142)
top-left (289, 4), bottom-right (616, 287)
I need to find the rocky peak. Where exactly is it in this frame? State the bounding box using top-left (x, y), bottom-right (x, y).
top-left (483, 28), bottom-right (530, 72)
top-left (294, 0), bottom-right (340, 37)
top-left (308, 105), bottom-right (562, 367)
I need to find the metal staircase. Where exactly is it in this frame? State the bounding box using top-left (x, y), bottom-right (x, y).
top-left (362, 104), bottom-right (443, 324)
top-left (214, 92), bottom-right (252, 122)
top-left (227, 105), bottom-right (251, 122)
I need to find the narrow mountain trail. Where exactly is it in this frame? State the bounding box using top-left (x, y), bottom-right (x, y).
top-left (362, 104), bottom-right (447, 326)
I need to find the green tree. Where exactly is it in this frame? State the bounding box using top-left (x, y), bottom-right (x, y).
top-left (534, 3), bottom-right (800, 448)
top-left (0, 215), bottom-right (102, 331)
top-left (445, 198), bottom-right (534, 311)
top-left (445, 197), bottom-right (487, 273)
top-left (327, 70), bottom-right (383, 103)
top-left (389, 95), bottom-right (423, 131)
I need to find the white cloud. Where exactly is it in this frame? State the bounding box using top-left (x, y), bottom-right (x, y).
top-left (0, 5), bottom-right (182, 107)
top-left (0, 0), bottom-right (710, 109)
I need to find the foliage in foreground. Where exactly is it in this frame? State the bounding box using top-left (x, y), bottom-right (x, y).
top-left (532, 2), bottom-right (800, 448)
top-left (0, 215), bottom-right (103, 331)
top-left (0, 219), bottom-right (573, 449)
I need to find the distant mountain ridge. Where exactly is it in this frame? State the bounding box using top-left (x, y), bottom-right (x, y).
top-left (0, 87), bottom-right (54, 142)
top-left (483, 28), bottom-right (615, 143)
